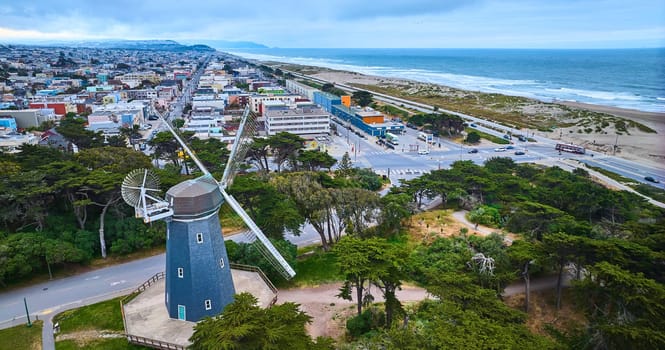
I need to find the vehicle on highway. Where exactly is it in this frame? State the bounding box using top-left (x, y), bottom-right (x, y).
top-left (555, 143), bottom-right (586, 154)
top-left (385, 132), bottom-right (399, 145)
top-left (470, 123), bottom-right (478, 127)
top-left (418, 131), bottom-right (434, 143)
top-left (506, 145), bottom-right (515, 149)
top-left (494, 147), bottom-right (507, 152)
top-left (514, 151), bottom-right (525, 155)
top-left (503, 134), bottom-right (511, 140)
top-left (468, 149), bottom-right (479, 154)
top-left (645, 176), bottom-right (660, 183)
top-left (418, 149), bottom-right (430, 155)
top-left (148, 115), bottom-right (159, 120)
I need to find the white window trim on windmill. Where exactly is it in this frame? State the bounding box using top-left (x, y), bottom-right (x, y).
top-left (205, 299), bottom-right (212, 310)
top-left (177, 267), bottom-right (184, 278)
top-left (196, 232), bottom-right (203, 243)
top-left (220, 258), bottom-right (225, 269)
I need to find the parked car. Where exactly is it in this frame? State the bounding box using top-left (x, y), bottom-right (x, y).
top-left (645, 176), bottom-right (660, 183)
top-left (468, 148), bottom-right (479, 154)
top-left (494, 147), bottom-right (507, 152)
top-left (418, 149), bottom-right (430, 155)
top-left (514, 151), bottom-right (525, 155)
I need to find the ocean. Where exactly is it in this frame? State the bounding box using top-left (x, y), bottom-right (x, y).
top-left (224, 48), bottom-right (665, 113)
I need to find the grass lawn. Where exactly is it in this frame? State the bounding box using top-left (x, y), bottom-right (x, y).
top-left (56, 338), bottom-right (146, 350)
top-left (464, 127), bottom-right (510, 145)
top-left (276, 247), bottom-right (343, 288)
top-left (53, 297), bottom-right (124, 334)
top-left (53, 297), bottom-right (148, 349)
top-left (0, 320), bottom-right (42, 350)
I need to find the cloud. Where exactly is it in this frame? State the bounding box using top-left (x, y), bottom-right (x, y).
top-left (0, 0), bottom-right (663, 48)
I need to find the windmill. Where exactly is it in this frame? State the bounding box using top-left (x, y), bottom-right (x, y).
top-left (121, 106), bottom-right (295, 322)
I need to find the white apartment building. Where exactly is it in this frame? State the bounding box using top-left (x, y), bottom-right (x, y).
top-left (115, 71), bottom-right (161, 84)
top-left (248, 94), bottom-right (300, 115)
top-left (264, 103), bottom-right (330, 137)
top-left (285, 80), bottom-right (318, 101)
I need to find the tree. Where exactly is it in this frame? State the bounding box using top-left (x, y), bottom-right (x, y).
top-left (229, 174), bottom-right (303, 239)
top-left (508, 240), bottom-right (543, 312)
top-left (297, 150), bottom-right (336, 172)
top-left (377, 193), bottom-right (412, 236)
top-left (352, 91), bottom-right (373, 107)
top-left (56, 114), bottom-right (104, 150)
top-left (150, 131), bottom-right (181, 167)
top-left (542, 232), bottom-right (581, 309)
top-left (245, 137), bottom-right (271, 173)
top-left (190, 292), bottom-right (334, 350)
top-left (334, 237), bottom-right (382, 316)
top-left (76, 147), bottom-right (152, 258)
top-left (188, 137), bottom-right (230, 177)
top-left (273, 173), bottom-right (336, 250)
top-left (465, 131), bottom-right (481, 144)
top-left (573, 262), bottom-right (665, 349)
top-left (336, 152), bottom-right (353, 177)
top-left (267, 132), bottom-right (304, 172)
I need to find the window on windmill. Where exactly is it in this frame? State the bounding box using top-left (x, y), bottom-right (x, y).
top-left (178, 267), bottom-right (184, 278)
top-left (205, 299), bottom-right (212, 310)
top-left (220, 258), bottom-right (225, 269)
top-left (196, 233), bottom-right (203, 243)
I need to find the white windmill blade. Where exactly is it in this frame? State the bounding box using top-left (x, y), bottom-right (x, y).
top-left (221, 190), bottom-right (296, 279)
top-left (154, 108), bottom-right (211, 176)
top-left (220, 106), bottom-right (258, 189)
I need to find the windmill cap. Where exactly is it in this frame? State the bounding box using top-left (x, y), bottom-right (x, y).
top-left (165, 176), bottom-right (223, 219)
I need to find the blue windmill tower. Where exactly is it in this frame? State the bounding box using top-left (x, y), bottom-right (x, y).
top-left (121, 107), bottom-right (295, 322)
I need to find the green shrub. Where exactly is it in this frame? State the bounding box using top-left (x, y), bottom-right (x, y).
top-left (468, 205), bottom-right (501, 226)
top-left (346, 308), bottom-right (385, 338)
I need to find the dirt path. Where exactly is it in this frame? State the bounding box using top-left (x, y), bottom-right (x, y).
top-left (451, 210), bottom-right (516, 243)
top-left (278, 273), bottom-right (569, 340)
top-left (277, 283), bottom-right (430, 339)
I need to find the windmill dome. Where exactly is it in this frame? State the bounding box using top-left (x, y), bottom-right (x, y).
top-left (165, 175), bottom-right (223, 219)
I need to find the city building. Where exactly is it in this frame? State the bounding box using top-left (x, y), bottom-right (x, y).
top-left (0, 109), bottom-right (57, 129)
top-left (264, 102), bottom-right (330, 137)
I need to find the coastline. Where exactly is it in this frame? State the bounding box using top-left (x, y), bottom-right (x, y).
top-left (267, 62), bottom-right (665, 169)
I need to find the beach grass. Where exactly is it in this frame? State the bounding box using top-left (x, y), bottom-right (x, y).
top-left (346, 82), bottom-right (655, 135)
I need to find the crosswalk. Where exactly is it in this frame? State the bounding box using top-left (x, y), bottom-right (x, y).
top-left (374, 168), bottom-right (431, 176)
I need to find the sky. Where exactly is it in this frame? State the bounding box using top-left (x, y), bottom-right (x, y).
top-left (0, 0), bottom-right (663, 48)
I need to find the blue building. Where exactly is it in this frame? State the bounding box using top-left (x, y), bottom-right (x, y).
top-left (164, 176), bottom-right (235, 321)
top-left (0, 116), bottom-right (18, 130)
top-left (313, 91), bottom-right (341, 113)
top-left (331, 104), bottom-right (404, 137)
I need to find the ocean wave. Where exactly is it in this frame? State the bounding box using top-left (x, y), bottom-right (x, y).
top-left (544, 87), bottom-right (643, 101)
top-left (228, 50), bottom-right (665, 113)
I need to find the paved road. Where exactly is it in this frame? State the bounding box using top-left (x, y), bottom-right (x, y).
top-left (289, 70), bottom-right (665, 188)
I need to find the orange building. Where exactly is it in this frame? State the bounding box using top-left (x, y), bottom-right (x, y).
top-left (341, 95), bottom-right (351, 107)
top-left (357, 109), bottom-right (385, 124)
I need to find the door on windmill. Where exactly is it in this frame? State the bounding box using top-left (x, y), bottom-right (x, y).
top-left (178, 305), bottom-right (186, 320)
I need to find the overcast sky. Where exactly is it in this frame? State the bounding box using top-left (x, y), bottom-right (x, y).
top-left (0, 0), bottom-right (663, 48)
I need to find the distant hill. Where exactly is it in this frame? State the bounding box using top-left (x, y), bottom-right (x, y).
top-left (182, 40), bottom-right (268, 49)
top-left (4, 39), bottom-right (215, 52)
